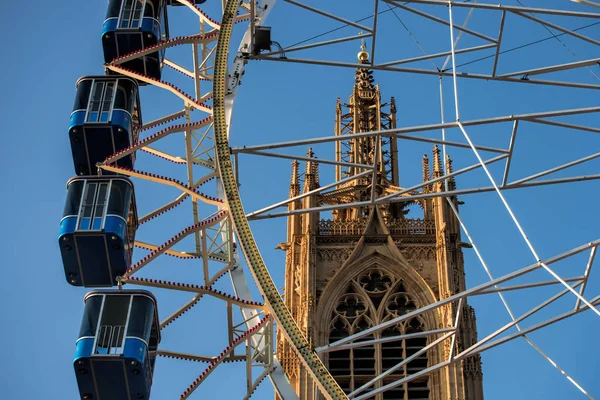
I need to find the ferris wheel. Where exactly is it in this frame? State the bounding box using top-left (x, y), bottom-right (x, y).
top-left (59, 0), bottom-right (600, 399)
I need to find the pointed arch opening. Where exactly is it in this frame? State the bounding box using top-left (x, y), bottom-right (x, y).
top-left (327, 269), bottom-right (431, 400)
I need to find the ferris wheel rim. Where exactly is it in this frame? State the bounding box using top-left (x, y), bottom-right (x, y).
top-left (212, 0), bottom-right (349, 399)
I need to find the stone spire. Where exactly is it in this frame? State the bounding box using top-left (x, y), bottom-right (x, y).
top-left (422, 154), bottom-right (431, 193)
top-left (432, 145), bottom-right (443, 178)
top-left (312, 159), bottom-right (320, 188)
top-left (445, 154), bottom-right (456, 190)
top-left (289, 160), bottom-right (300, 198)
top-left (304, 148), bottom-right (317, 192)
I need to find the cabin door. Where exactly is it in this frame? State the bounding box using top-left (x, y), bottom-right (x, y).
top-left (77, 182), bottom-right (110, 231)
top-left (94, 295), bottom-right (132, 355)
top-left (85, 80), bottom-right (115, 123)
top-left (119, 0), bottom-right (145, 29)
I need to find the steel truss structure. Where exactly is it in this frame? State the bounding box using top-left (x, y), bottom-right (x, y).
top-left (93, 0), bottom-right (600, 399)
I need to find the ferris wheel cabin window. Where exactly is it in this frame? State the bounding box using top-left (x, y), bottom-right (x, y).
top-left (107, 180), bottom-right (133, 220)
top-left (126, 296), bottom-right (156, 345)
top-left (63, 180), bottom-right (85, 218)
top-left (95, 295), bottom-right (130, 354)
top-left (114, 79), bottom-right (137, 112)
top-left (78, 295), bottom-right (103, 338)
top-left (86, 81), bottom-right (115, 123)
top-left (64, 177), bottom-right (136, 224)
top-left (77, 182), bottom-right (109, 231)
top-left (328, 270), bottom-right (431, 399)
top-left (73, 80), bottom-right (92, 112)
top-left (119, 0), bottom-right (145, 29)
top-left (106, 0), bottom-right (122, 20)
top-left (143, 0), bottom-right (157, 19)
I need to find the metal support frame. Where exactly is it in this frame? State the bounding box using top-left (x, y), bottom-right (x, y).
top-left (95, 0), bottom-right (301, 398)
top-left (223, 2), bottom-right (600, 397)
top-left (86, 0), bottom-right (600, 398)
top-left (230, 100), bottom-right (599, 220)
top-left (249, 0), bottom-right (600, 90)
top-left (317, 238), bottom-right (600, 352)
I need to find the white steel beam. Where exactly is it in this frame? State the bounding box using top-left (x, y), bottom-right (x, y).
top-left (247, 170), bottom-right (373, 218)
top-left (378, 43), bottom-right (496, 68)
top-left (252, 56), bottom-right (600, 89)
top-left (259, 33), bottom-right (370, 57)
top-left (476, 276), bottom-right (584, 295)
top-left (316, 238), bottom-right (600, 353)
top-left (385, 1), bottom-right (497, 43)
top-left (348, 331), bottom-right (455, 398)
top-left (492, 11), bottom-right (506, 77)
top-left (352, 288), bottom-right (599, 400)
top-left (231, 106), bottom-right (600, 152)
top-left (573, 0), bottom-right (600, 8)
top-left (575, 247), bottom-right (597, 310)
top-left (283, 0), bottom-right (373, 32)
top-left (501, 120), bottom-right (518, 187)
top-left (402, 0), bottom-right (600, 18)
top-left (317, 328), bottom-right (455, 353)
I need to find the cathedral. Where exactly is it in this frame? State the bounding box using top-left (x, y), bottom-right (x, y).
top-left (275, 46), bottom-right (484, 400)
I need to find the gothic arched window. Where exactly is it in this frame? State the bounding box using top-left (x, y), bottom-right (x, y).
top-left (328, 269), bottom-right (430, 400)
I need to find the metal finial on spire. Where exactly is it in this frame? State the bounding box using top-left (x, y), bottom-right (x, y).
top-left (357, 32), bottom-right (370, 63)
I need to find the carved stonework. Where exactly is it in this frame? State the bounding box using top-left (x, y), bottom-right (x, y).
top-left (400, 245), bottom-right (436, 261)
top-left (317, 247), bottom-right (353, 263)
top-left (464, 355), bottom-right (483, 378)
top-left (394, 236), bottom-right (436, 245)
top-left (318, 217), bottom-right (436, 236)
top-left (294, 267), bottom-right (301, 295)
top-left (279, 49), bottom-right (484, 400)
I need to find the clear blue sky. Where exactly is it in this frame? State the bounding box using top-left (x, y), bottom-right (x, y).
top-left (1, 1), bottom-right (599, 399)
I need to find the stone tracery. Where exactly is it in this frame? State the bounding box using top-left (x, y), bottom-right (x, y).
top-left (328, 269), bottom-right (430, 400)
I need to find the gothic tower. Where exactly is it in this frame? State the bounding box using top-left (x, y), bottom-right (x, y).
top-left (276, 46), bottom-right (484, 400)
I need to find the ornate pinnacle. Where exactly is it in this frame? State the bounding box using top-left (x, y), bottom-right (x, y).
top-left (445, 154), bottom-right (456, 190)
top-left (304, 148), bottom-right (317, 192)
top-left (390, 96), bottom-right (397, 114)
top-left (422, 154), bottom-right (430, 183)
top-left (289, 160), bottom-right (300, 198)
top-left (313, 160), bottom-right (320, 188)
top-left (432, 145), bottom-right (443, 178)
top-left (445, 154), bottom-right (454, 174)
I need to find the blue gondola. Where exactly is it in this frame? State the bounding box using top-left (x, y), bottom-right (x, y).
top-left (69, 76), bottom-right (141, 176)
top-left (102, 0), bottom-right (169, 80)
top-left (74, 290), bottom-right (161, 400)
top-left (59, 176), bottom-right (138, 287)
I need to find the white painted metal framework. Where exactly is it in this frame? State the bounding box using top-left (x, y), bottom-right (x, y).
top-left (92, 0), bottom-right (600, 399)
